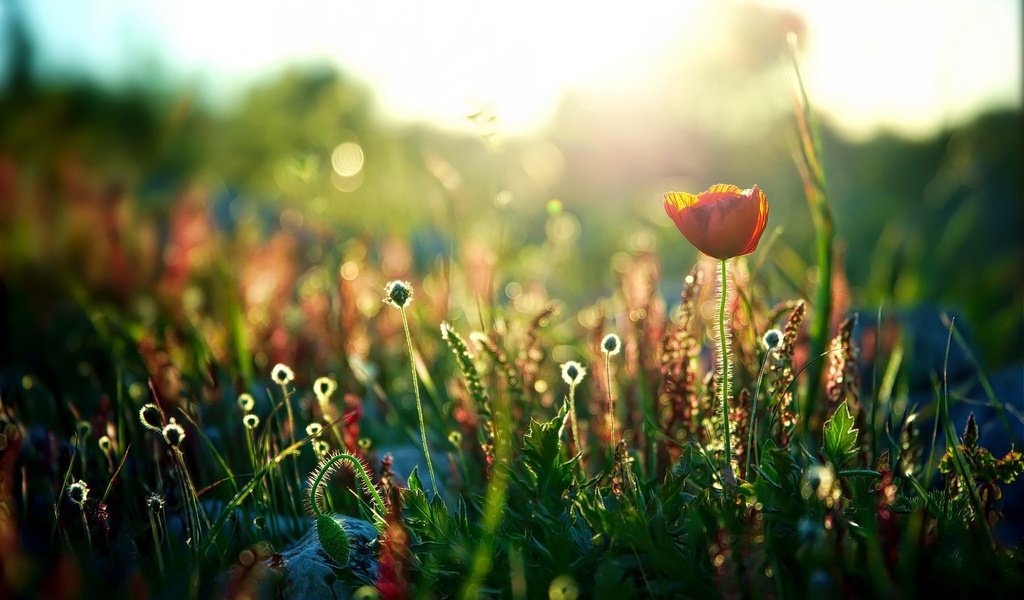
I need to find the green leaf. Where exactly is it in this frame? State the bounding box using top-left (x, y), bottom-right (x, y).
top-left (519, 404), bottom-right (576, 500)
top-left (522, 416), bottom-right (562, 476)
top-left (963, 413), bottom-right (979, 450)
top-left (408, 466), bottom-right (422, 492)
top-left (822, 400), bottom-right (859, 467)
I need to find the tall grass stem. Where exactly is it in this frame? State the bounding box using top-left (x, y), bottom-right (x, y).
top-left (401, 307), bottom-right (438, 494)
top-left (604, 355), bottom-right (617, 458)
top-left (788, 32), bottom-right (833, 427)
top-left (745, 350), bottom-right (771, 478)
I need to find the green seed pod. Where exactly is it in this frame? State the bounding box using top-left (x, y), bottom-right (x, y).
top-left (316, 514), bottom-right (350, 567)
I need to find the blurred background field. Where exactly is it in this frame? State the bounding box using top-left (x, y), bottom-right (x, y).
top-left (1, 0), bottom-right (1020, 370)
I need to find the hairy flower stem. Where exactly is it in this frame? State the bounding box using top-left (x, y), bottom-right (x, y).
top-left (568, 382), bottom-right (582, 458)
top-left (308, 452), bottom-right (387, 518)
top-left (604, 354), bottom-right (617, 460)
top-left (400, 307), bottom-right (438, 494)
top-left (718, 259), bottom-right (733, 472)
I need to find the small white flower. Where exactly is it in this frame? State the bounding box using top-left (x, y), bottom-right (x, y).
top-left (162, 417), bottom-right (186, 447)
top-left (762, 328), bottom-right (783, 351)
top-left (67, 480), bottom-right (89, 506)
top-left (560, 361), bottom-right (587, 386)
top-left (601, 333), bottom-right (622, 356)
top-left (306, 423), bottom-right (323, 437)
top-left (383, 280), bottom-right (413, 308)
top-left (271, 363), bottom-right (295, 386)
top-left (313, 439), bottom-right (330, 456)
top-left (313, 377), bottom-right (337, 404)
top-left (242, 414), bottom-right (260, 430)
top-left (98, 435), bottom-right (112, 453)
top-left (146, 493), bottom-right (165, 513)
top-left (139, 403), bottom-right (163, 432)
top-left (237, 393), bottom-right (255, 412)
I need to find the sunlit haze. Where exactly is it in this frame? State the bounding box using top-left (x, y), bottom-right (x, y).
top-left (9, 0), bottom-right (1022, 138)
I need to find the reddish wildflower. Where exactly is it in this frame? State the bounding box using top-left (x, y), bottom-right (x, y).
top-left (376, 483), bottom-right (412, 600)
top-left (663, 184), bottom-right (769, 260)
top-left (657, 267), bottom-right (703, 471)
top-left (825, 316), bottom-right (860, 414)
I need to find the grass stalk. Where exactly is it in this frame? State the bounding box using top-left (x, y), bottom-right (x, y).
top-left (604, 352), bottom-right (617, 461)
top-left (788, 32), bottom-right (834, 427)
top-left (149, 510), bottom-right (165, 572)
top-left (51, 436), bottom-right (80, 541)
top-left (568, 380), bottom-right (582, 459)
top-left (79, 506), bottom-right (92, 549)
top-left (745, 349), bottom-right (772, 478)
top-left (401, 306), bottom-right (438, 494)
top-left (461, 366), bottom-right (513, 599)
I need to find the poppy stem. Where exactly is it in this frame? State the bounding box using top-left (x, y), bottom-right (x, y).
top-left (718, 258), bottom-right (733, 473)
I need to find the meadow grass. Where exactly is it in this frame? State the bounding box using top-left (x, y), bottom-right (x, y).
top-left (0, 46), bottom-right (1021, 600)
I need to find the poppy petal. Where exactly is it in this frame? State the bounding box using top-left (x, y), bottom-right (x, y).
top-left (664, 184), bottom-right (770, 259)
top-left (664, 191), bottom-right (700, 210)
top-left (695, 184), bottom-right (744, 207)
top-left (737, 186), bottom-right (769, 256)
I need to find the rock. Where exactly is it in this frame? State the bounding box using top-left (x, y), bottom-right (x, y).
top-left (853, 307), bottom-right (977, 392)
top-left (220, 515), bottom-right (380, 599)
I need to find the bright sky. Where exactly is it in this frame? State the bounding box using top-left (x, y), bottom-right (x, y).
top-left (9, 0), bottom-right (1022, 138)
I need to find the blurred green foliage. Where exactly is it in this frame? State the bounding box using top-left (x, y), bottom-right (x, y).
top-left (1, 62), bottom-right (1021, 365)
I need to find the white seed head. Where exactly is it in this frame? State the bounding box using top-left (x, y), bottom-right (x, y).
top-left (243, 414), bottom-right (261, 430)
top-left (162, 417), bottom-right (186, 447)
top-left (271, 363), bottom-right (295, 386)
top-left (98, 435), bottom-right (112, 453)
top-left (313, 377), bottom-right (337, 404)
top-left (68, 480), bottom-right (89, 506)
top-left (146, 493), bottom-right (165, 513)
top-left (560, 361), bottom-right (587, 386)
top-left (139, 403), bottom-right (163, 432)
top-left (237, 393), bottom-right (255, 412)
top-left (601, 333), bottom-right (622, 356)
top-left (306, 423), bottom-right (324, 437)
top-left (313, 439), bottom-right (330, 457)
top-left (383, 280), bottom-right (413, 308)
top-left (762, 328), bottom-right (783, 351)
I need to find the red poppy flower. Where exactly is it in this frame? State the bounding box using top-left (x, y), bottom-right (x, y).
top-left (663, 184), bottom-right (769, 260)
